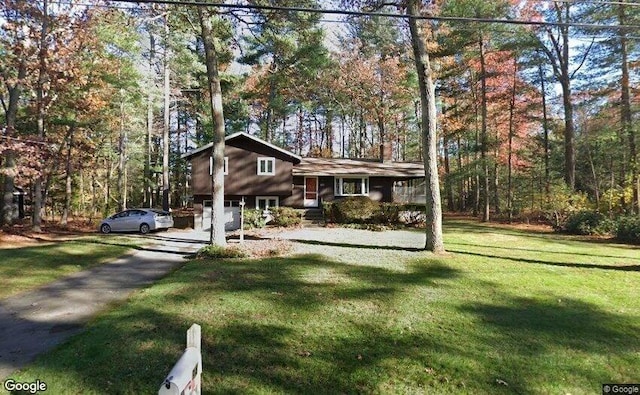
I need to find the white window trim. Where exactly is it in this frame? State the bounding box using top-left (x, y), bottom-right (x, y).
top-left (256, 196), bottom-right (279, 211)
top-left (257, 157), bottom-right (276, 176)
top-left (209, 156), bottom-right (229, 175)
top-left (335, 176), bottom-right (370, 197)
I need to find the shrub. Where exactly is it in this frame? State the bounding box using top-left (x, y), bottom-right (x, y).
top-left (323, 202), bottom-right (337, 223)
top-left (334, 196), bottom-right (380, 223)
top-left (270, 207), bottom-right (302, 227)
top-left (243, 209), bottom-right (266, 230)
top-left (196, 244), bottom-right (248, 259)
top-left (376, 203), bottom-right (401, 224)
top-left (543, 184), bottom-right (592, 229)
top-left (615, 216), bottom-right (640, 244)
top-left (561, 210), bottom-right (614, 235)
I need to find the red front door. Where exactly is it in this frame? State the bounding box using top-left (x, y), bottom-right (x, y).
top-left (304, 177), bottom-right (318, 207)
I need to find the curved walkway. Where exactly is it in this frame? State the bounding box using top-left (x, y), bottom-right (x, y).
top-left (0, 230), bottom-right (208, 381)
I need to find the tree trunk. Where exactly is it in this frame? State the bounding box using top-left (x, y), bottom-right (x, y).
top-left (618, 5), bottom-right (637, 213)
top-left (118, 91), bottom-right (126, 212)
top-left (61, 127), bottom-right (74, 225)
top-left (198, 6), bottom-right (227, 247)
top-left (443, 133), bottom-right (454, 212)
top-left (479, 34), bottom-right (490, 222)
top-left (507, 59), bottom-right (517, 222)
top-left (162, 13), bottom-right (171, 211)
top-left (538, 60), bottom-right (551, 200)
top-left (1, 57), bottom-right (25, 226)
top-left (33, 0), bottom-right (49, 231)
top-left (407, 0), bottom-right (444, 253)
top-left (145, 32), bottom-right (155, 208)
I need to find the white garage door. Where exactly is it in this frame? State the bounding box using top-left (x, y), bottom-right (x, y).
top-left (202, 206), bottom-right (241, 231)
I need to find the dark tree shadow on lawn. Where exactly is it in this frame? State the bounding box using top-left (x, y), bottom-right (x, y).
top-left (12, 253), bottom-right (639, 394)
top-left (447, 241), bottom-right (640, 261)
top-left (449, 249), bottom-right (640, 272)
top-left (458, 292), bottom-right (640, 392)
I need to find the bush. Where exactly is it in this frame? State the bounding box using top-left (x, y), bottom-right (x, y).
top-left (334, 196), bottom-right (380, 223)
top-left (323, 202), bottom-right (337, 222)
top-left (196, 244), bottom-right (248, 259)
top-left (243, 209), bottom-right (266, 230)
top-left (543, 185), bottom-right (592, 229)
top-left (375, 203), bottom-right (401, 224)
top-left (561, 210), bottom-right (614, 235)
top-left (270, 207), bottom-right (302, 227)
top-left (615, 216), bottom-right (640, 244)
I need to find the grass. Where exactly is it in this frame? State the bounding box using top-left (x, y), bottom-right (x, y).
top-left (6, 220), bottom-right (640, 394)
top-left (0, 236), bottom-right (139, 299)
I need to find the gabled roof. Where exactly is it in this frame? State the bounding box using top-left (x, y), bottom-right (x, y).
top-left (181, 132), bottom-right (302, 162)
top-left (293, 157), bottom-right (425, 178)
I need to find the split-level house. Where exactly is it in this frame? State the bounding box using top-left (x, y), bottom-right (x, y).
top-left (182, 132), bottom-right (425, 230)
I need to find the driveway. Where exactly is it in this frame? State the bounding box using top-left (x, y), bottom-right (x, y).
top-left (263, 227), bottom-right (429, 265)
top-left (0, 229), bottom-right (208, 381)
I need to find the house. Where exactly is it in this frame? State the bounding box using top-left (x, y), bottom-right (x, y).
top-left (182, 132), bottom-right (425, 230)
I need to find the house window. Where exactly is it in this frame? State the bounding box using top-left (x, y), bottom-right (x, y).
top-left (256, 196), bottom-right (279, 211)
top-left (335, 177), bottom-right (369, 196)
top-left (257, 157), bottom-right (275, 175)
top-left (224, 200), bottom-right (240, 207)
top-left (209, 156), bottom-right (229, 175)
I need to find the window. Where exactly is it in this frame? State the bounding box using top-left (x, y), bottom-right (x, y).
top-left (209, 157), bottom-right (229, 175)
top-left (256, 196), bottom-right (279, 211)
top-left (257, 157), bottom-right (275, 175)
top-left (335, 177), bottom-right (369, 196)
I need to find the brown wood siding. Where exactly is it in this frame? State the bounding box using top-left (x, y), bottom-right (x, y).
top-left (281, 176), bottom-right (305, 208)
top-left (191, 142), bottom-right (294, 197)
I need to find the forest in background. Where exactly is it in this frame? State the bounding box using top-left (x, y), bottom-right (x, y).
top-left (1, 0), bottom-right (639, 231)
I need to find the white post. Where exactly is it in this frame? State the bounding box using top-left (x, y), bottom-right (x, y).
top-left (239, 196), bottom-right (245, 243)
top-left (159, 323), bottom-right (202, 395)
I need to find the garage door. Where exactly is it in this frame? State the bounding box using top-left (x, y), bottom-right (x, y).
top-left (202, 206), bottom-right (241, 231)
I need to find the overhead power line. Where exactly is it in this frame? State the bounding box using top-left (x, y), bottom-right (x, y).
top-left (110, 0), bottom-right (640, 30)
top-left (530, 0), bottom-right (640, 7)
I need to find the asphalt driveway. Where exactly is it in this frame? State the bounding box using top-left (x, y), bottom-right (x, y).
top-left (0, 230), bottom-right (208, 381)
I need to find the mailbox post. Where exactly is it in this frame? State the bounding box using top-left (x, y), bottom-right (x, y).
top-left (159, 324), bottom-right (202, 395)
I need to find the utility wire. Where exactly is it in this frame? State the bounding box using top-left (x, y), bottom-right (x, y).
top-left (528, 0), bottom-right (640, 7)
top-left (108, 0), bottom-right (640, 30)
top-left (44, 1), bottom-right (640, 40)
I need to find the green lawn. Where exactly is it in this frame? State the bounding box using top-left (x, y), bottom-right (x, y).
top-left (0, 236), bottom-right (137, 299)
top-left (7, 220), bottom-right (640, 394)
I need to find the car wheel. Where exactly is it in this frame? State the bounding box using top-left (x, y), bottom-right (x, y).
top-left (100, 224), bottom-right (111, 234)
top-left (139, 223), bottom-right (150, 234)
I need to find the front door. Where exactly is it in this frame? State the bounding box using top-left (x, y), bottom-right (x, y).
top-left (304, 177), bottom-right (319, 207)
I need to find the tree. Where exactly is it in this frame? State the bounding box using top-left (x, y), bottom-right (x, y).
top-left (198, 5), bottom-right (227, 246)
top-left (533, 1), bottom-right (593, 190)
top-left (406, 0), bottom-right (444, 253)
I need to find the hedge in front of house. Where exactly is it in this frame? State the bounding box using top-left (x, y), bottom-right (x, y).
top-left (243, 209), bottom-right (266, 229)
top-left (323, 197), bottom-right (425, 226)
top-left (270, 207), bottom-right (302, 227)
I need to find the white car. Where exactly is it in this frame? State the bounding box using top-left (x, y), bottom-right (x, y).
top-left (99, 209), bottom-right (174, 234)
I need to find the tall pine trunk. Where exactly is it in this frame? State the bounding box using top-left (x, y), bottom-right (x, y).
top-left (618, 4), bottom-right (638, 213)
top-left (162, 14), bottom-right (171, 211)
top-left (33, 0), bottom-right (49, 231)
top-left (198, 6), bottom-right (226, 247)
top-left (407, 0), bottom-right (444, 253)
top-left (61, 127), bottom-right (74, 225)
top-left (1, 58), bottom-right (25, 226)
top-left (479, 34), bottom-right (490, 222)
